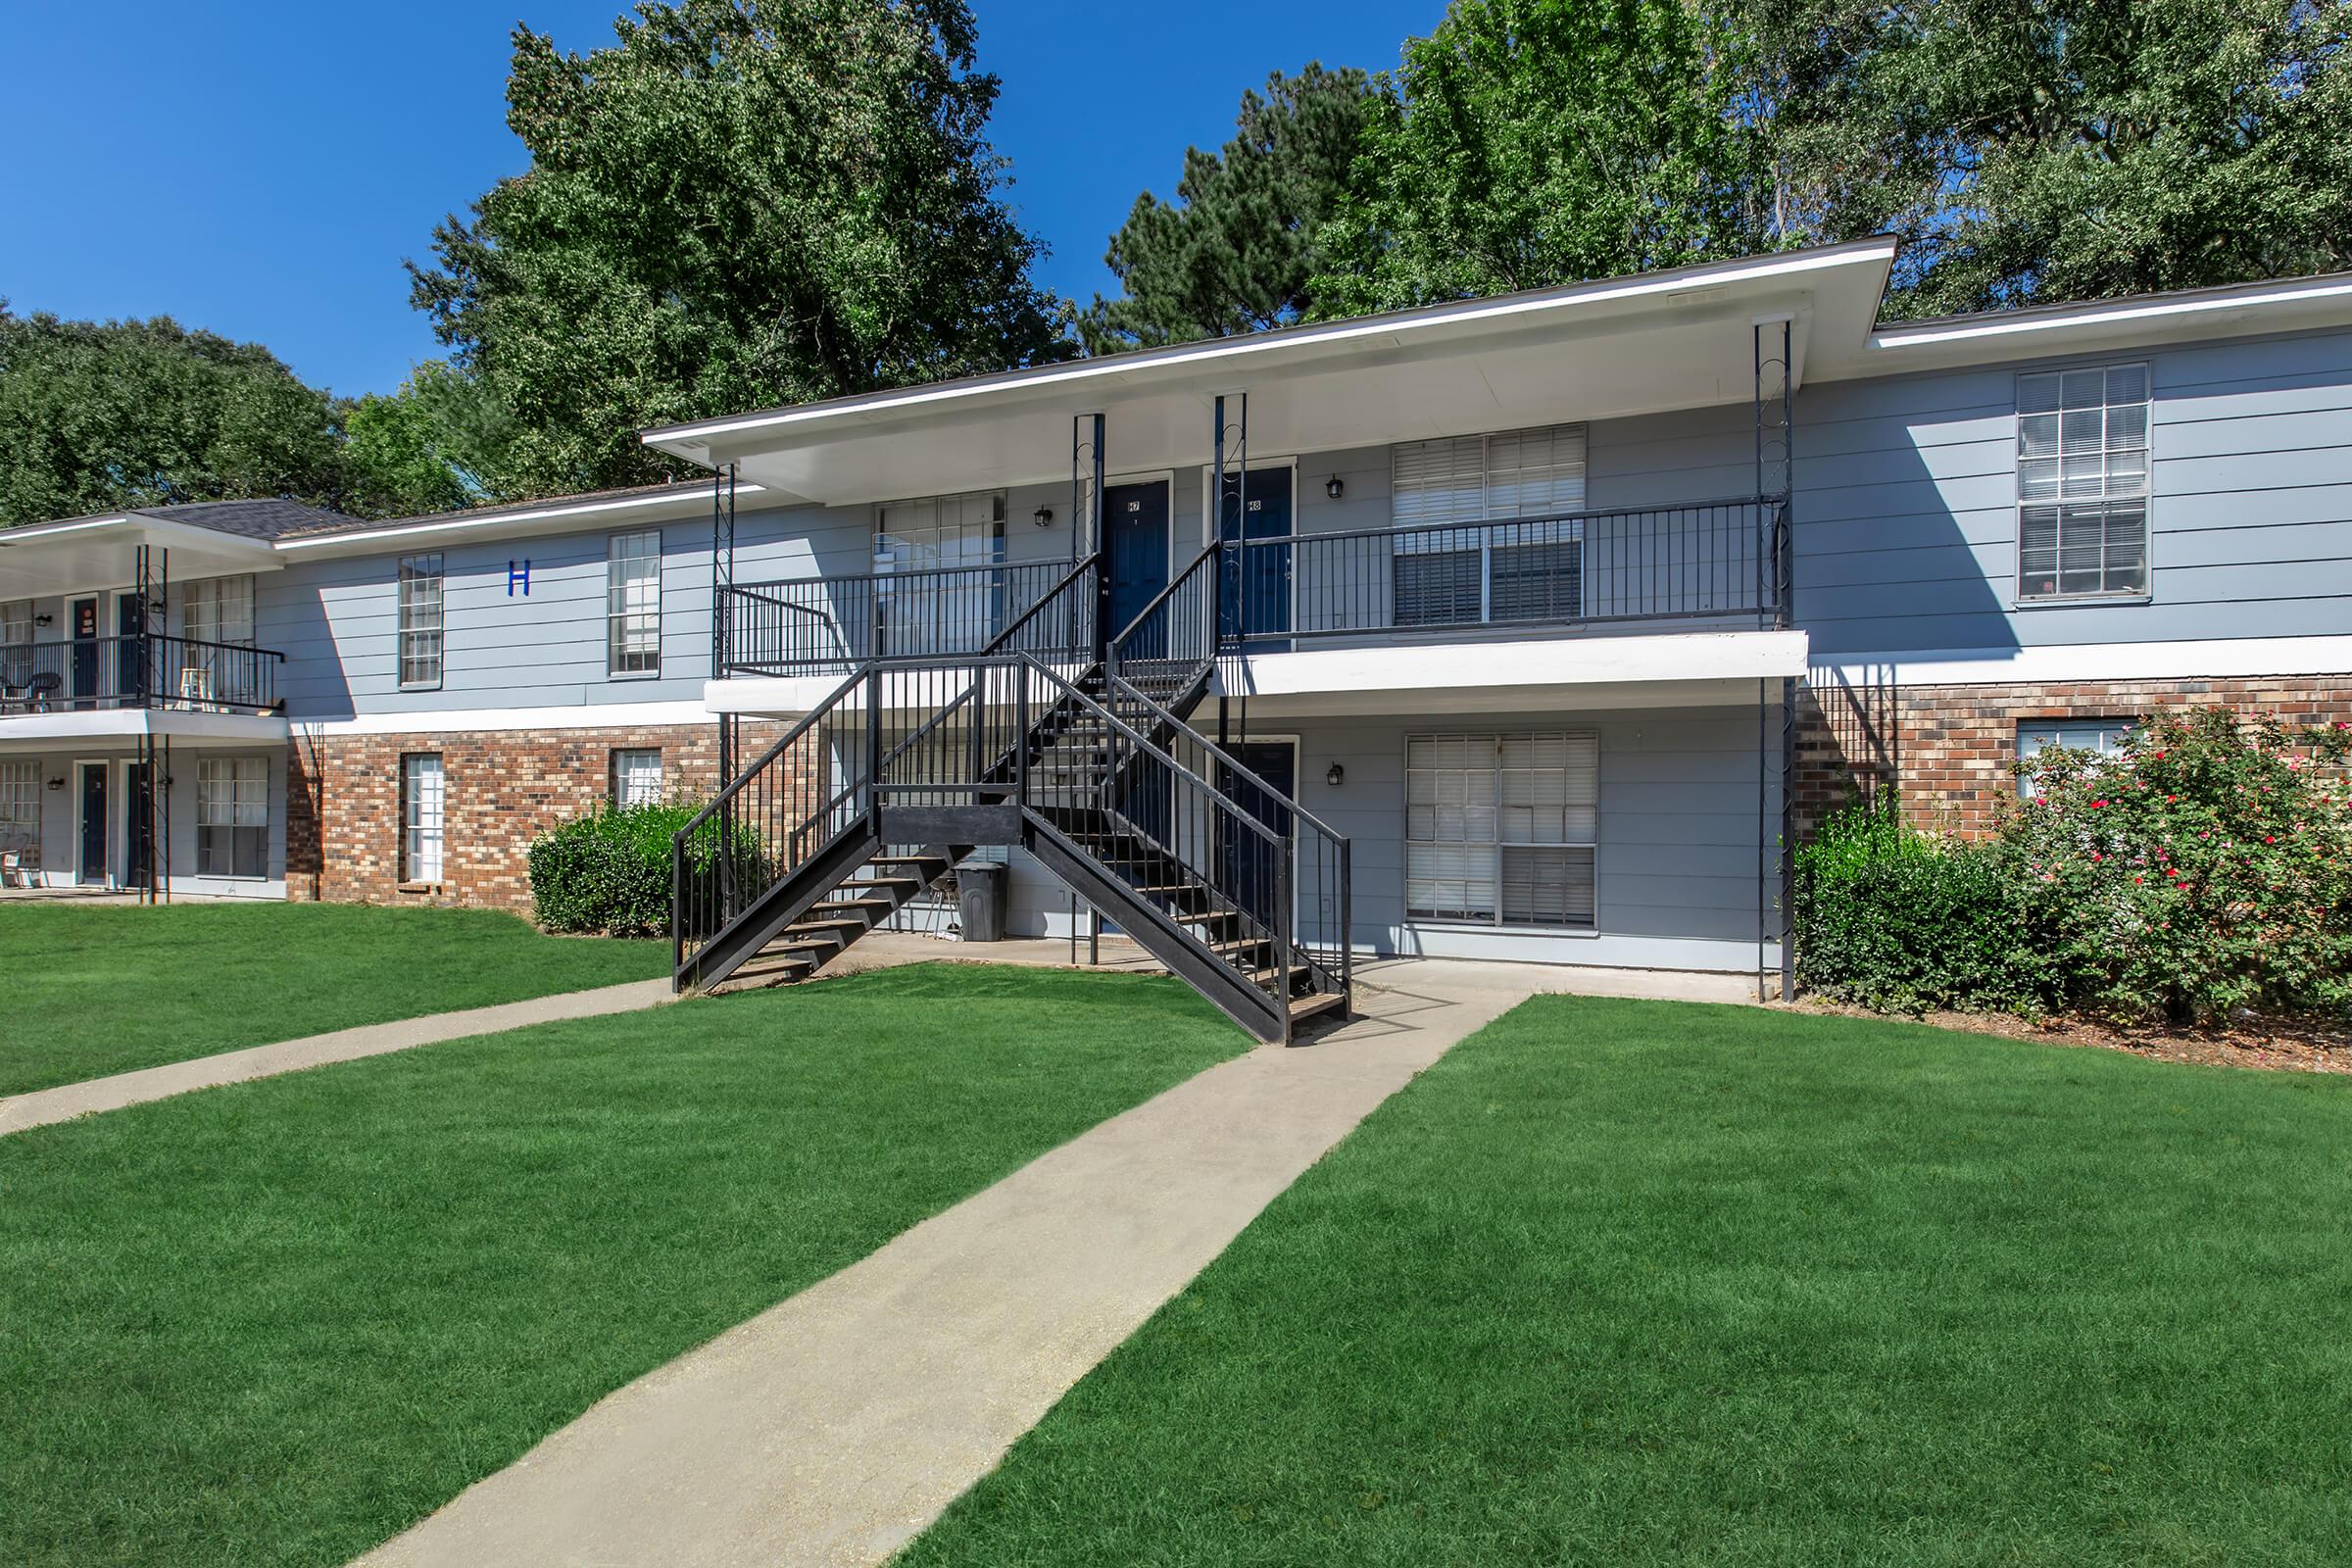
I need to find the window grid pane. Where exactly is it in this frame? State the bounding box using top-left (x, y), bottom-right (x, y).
top-left (607, 531), bottom-right (662, 676)
top-left (398, 555), bottom-right (444, 689)
top-left (402, 755), bottom-right (445, 882)
top-left (2017, 366), bottom-right (2150, 601)
top-left (0, 760), bottom-right (38, 829)
top-left (1407, 732), bottom-right (1596, 929)
top-left (195, 757), bottom-right (268, 877)
top-left (0, 600), bottom-right (29, 647)
top-left (611, 747), bottom-right (663, 806)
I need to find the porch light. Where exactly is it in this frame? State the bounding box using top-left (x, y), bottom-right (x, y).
top-left (1324, 474), bottom-right (1345, 500)
top-left (1326, 761), bottom-right (1345, 788)
top-left (1032, 506), bottom-right (1054, 528)
top-left (46, 776), bottom-right (65, 791)
top-left (33, 612), bottom-right (53, 627)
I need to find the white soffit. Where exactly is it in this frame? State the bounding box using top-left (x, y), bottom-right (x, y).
top-left (0, 515), bottom-right (282, 595)
top-left (646, 240), bottom-right (1897, 506)
top-left (273, 483), bottom-right (764, 557)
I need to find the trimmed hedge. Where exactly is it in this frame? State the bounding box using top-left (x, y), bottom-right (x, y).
top-left (529, 801), bottom-right (725, 938)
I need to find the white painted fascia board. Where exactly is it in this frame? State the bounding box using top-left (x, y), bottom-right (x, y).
top-left (271, 484), bottom-right (766, 556)
top-left (1225, 630), bottom-right (1810, 702)
top-left (0, 710), bottom-right (289, 751)
top-left (642, 240), bottom-right (1897, 455)
top-left (1810, 634), bottom-right (2352, 690)
top-left (1860, 272), bottom-right (2352, 368)
top-left (0, 514), bottom-right (285, 569)
top-left (302, 700), bottom-right (715, 735)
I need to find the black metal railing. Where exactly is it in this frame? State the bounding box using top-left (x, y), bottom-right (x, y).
top-left (1215, 496), bottom-right (1784, 649)
top-left (0, 634), bottom-right (284, 716)
top-left (722, 559), bottom-right (1090, 676)
top-left (1109, 538), bottom-right (1219, 688)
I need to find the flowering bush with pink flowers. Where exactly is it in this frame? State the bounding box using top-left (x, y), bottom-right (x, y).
top-left (2002, 707), bottom-right (2352, 1024)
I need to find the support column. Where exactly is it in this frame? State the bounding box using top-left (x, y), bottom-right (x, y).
top-left (1212, 392), bottom-right (1247, 747)
top-left (1753, 317), bottom-right (1796, 1000)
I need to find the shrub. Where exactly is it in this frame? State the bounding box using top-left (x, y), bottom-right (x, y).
top-left (529, 800), bottom-right (733, 938)
top-left (2001, 707), bottom-right (2352, 1024)
top-left (1794, 791), bottom-right (2049, 1014)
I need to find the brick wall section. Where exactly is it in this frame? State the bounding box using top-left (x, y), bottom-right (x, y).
top-left (287, 720), bottom-right (809, 910)
top-left (1795, 671), bottom-right (2352, 839)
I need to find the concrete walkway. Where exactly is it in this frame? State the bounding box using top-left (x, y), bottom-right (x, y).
top-left (355, 958), bottom-right (1578, 1568)
top-left (0, 979), bottom-right (677, 1137)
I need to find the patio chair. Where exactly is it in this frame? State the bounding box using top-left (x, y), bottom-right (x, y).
top-left (18, 671), bottom-right (61, 713)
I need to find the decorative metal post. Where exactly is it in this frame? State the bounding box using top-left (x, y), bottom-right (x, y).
top-left (1212, 392), bottom-right (1247, 746)
top-left (1753, 316), bottom-right (1797, 1002)
top-left (711, 463), bottom-right (739, 918)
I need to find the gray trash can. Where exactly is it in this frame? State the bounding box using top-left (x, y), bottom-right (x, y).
top-left (956, 858), bottom-right (1006, 942)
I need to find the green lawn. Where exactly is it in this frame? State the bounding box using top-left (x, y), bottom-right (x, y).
top-left (901, 997), bottom-right (2352, 1568)
top-left (0, 902), bottom-right (668, 1096)
top-left (0, 963), bottom-right (1248, 1568)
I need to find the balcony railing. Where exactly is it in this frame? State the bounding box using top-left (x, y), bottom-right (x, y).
top-left (723, 559), bottom-right (1083, 677)
top-left (1221, 496), bottom-right (1785, 649)
top-left (716, 497), bottom-right (1787, 677)
top-left (0, 633), bottom-right (286, 717)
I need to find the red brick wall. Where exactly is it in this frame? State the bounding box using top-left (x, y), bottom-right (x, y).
top-left (1795, 672), bottom-right (2352, 838)
top-left (286, 720), bottom-right (808, 911)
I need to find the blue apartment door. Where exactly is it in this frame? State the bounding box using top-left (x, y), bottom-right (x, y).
top-left (69, 597), bottom-right (99, 707)
top-left (1217, 468), bottom-right (1291, 649)
top-left (76, 763), bottom-right (107, 884)
top-left (1218, 741), bottom-right (1296, 928)
top-left (1104, 481), bottom-right (1171, 649)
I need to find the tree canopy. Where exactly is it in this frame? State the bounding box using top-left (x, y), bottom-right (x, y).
top-left (1753, 0), bottom-right (2352, 316)
top-left (0, 305), bottom-right (345, 526)
top-left (1077, 64), bottom-right (1373, 353)
top-left (407, 0), bottom-right (1072, 497)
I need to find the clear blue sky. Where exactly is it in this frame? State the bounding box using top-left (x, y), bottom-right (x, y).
top-left (0, 0), bottom-right (1439, 400)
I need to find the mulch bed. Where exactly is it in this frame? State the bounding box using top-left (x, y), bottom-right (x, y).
top-left (1793, 999), bottom-right (2352, 1076)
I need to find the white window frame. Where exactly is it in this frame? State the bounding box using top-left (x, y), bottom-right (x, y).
top-left (610, 747), bottom-right (663, 807)
top-left (1392, 426), bottom-right (1588, 627)
top-left (1, 599), bottom-right (31, 648)
top-left (195, 755), bottom-right (269, 879)
top-left (182, 575), bottom-right (257, 647)
top-left (397, 555), bottom-right (444, 691)
top-left (2016, 717), bottom-right (2135, 797)
top-left (0, 760), bottom-right (39, 836)
top-left (401, 753), bottom-right (445, 884)
top-left (607, 531), bottom-right (662, 678)
top-left (1405, 731), bottom-right (1599, 931)
top-left (2016, 363), bottom-right (2151, 603)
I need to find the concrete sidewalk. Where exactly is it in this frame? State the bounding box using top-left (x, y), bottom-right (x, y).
top-left (0, 979), bottom-right (677, 1137)
top-left (354, 959), bottom-right (1566, 1568)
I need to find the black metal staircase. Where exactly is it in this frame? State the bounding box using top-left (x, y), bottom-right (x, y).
top-left (672, 550), bottom-right (1351, 1043)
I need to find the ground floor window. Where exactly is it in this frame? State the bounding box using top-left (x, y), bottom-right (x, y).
top-left (401, 754), bottom-right (445, 882)
top-left (0, 760), bottom-right (37, 838)
top-left (611, 747), bottom-right (663, 807)
top-left (195, 756), bottom-right (269, 878)
top-left (2016, 717), bottom-right (2134, 796)
top-left (1406, 732), bottom-right (1597, 929)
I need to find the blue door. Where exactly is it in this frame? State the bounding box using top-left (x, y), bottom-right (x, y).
top-left (1219, 741), bottom-right (1296, 928)
top-left (1217, 468), bottom-right (1291, 649)
top-left (1105, 480), bottom-right (1171, 647)
top-left (76, 763), bottom-right (107, 884)
top-left (69, 598), bottom-right (98, 708)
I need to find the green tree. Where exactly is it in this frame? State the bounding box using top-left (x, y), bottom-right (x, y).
top-left (408, 0), bottom-right (1072, 498)
top-left (1310, 0), bottom-right (1764, 317)
top-left (0, 304), bottom-right (343, 526)
top-left (1079, 64), bottom-right (1374, 354)
top-left (341, 361), bottom-right (515, 518)
top-left (1750, 0), bottom-right (2352, 315)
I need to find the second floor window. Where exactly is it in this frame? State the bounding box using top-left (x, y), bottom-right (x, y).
top-left (608, 531), bottom-right (662, 677)
top-left (1392, 426), bottom-right (1588, 627)
top-left (2018, 364), bottom-right (2150, 602)
top-left (183, 575), bottom-right (256, 647)
top-left (398, 555), bottom-right (444, 690)
top-left (1, 599), bottom-right (29, 648)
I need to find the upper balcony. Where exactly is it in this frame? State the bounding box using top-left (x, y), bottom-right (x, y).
top-left (0, 632), bottom-right (287, 747)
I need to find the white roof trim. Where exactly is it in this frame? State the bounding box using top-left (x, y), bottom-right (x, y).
top-left (644, 240), bottom-right (1897, 450)
top-left (1870, 272), bottom-right (2352, 350)
top-left (270, 483), bottom-right (766, 553)
top-left (0, 515), bottom-right (133, 544)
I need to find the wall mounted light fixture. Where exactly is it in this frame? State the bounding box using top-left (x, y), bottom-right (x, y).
top-left (1324, 474), bottom-right (1345, 501)
top-left (1326, 761), bottom-right (1345, 788)
top-left (1032, 506), bottom-right (1054, 528)
top-left (34, 612), bottom-right (54, 627)
top-left (46, 776), bottom-right (65, 792)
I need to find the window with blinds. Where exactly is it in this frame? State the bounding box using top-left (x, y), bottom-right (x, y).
top-left (607, 531), bottom-right (662, 677)
top-left (196, 756), bottom-right (269, 878)
top-left (1392, 426), bottom-right (1587, 627)
top-left (183, 575), bottom-right (256, 646)
top-left (1406, 732), bottom-right (1597, 929)
top-left (610, 747), bottom-right (663, 806)
top-left (2017, 364), bottom-right (2149, 600)
top-left (875, 491), bottom-right (1007, 655)
top-left (402, 754), bottom-right (445, 883)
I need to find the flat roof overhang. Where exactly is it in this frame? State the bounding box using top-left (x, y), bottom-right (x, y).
top-left (0, 710), bottom-right (290, 754)
top-left (644, 240), bottom-right (1900, 508)
top-left (0, 515), bottom-right (283, 598)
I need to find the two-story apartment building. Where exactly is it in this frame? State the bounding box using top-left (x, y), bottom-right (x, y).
top-left (5, 236), bottom-right (2347, 1023)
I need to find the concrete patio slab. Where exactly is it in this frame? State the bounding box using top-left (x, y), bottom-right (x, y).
top-left (352, 959), bottom-right (1570, 1568)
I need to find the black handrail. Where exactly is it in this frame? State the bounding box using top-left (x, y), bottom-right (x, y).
top-left (720, 557), bottom-right (1097, 676)
top-left (0, 633), bottom-right (285, 716)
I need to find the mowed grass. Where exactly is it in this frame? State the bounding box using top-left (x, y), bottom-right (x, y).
top-left (901, 997), bottom-right (2352, 1568)
top-left (0, 963), bottom-right (1247, 1568)
top-left (0, 902), bottom-right (667, 1095)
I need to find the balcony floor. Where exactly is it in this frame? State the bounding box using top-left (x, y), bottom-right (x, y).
top-left (0, 707), bottom-right (290, 754)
